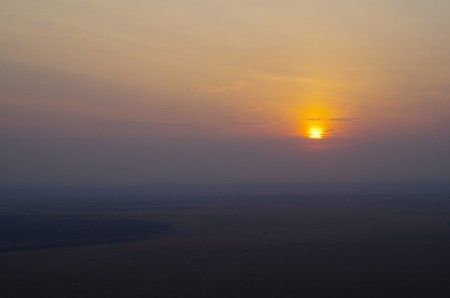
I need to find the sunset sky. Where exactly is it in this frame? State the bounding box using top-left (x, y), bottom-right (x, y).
top-left (1, 0), bottom-right (449, 186)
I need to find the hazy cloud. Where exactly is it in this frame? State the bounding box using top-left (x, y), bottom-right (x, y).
top-left (227, 120), bottom-right (274, 126)
top-left (307, 117), bottom-right (361, 122)
top-left (190, 81), bottom-right (245, 93)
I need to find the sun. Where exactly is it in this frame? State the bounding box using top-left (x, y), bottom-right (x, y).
top-left (307, 127), bottom-right (324, 139)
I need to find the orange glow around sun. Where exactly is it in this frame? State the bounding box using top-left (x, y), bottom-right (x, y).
top-left (307, 126), bottom-right (324, 139)
top-left (292, 95), bottom-right (337, 140)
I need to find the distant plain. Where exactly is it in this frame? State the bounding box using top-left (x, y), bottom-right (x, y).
top-left (1, 185), bottom-right (450, 298)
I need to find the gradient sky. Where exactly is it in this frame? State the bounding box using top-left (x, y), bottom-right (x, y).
top-left (1, 0), bottom-right (449, 186)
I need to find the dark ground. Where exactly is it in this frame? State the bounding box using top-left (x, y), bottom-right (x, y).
top-left (1, 185), bottom-right (450, 298)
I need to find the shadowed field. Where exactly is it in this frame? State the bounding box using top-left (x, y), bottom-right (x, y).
top-left (0, 215), bottom-right (175, 252)
top-left (1, 187), bottom-right (450, 298)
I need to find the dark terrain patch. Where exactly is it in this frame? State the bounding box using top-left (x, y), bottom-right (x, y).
top-left (0, 215), bottom-right (176, 252)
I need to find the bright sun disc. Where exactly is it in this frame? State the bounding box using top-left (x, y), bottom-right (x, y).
top-left (308, 127), bottom-right (324, 139)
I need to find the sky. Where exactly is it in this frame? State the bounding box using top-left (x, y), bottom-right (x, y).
top-left (1, 0), bottom-right (449, 186)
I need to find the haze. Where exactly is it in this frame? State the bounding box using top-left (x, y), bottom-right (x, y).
top-left (1, 0), bottom-right (449, 186)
